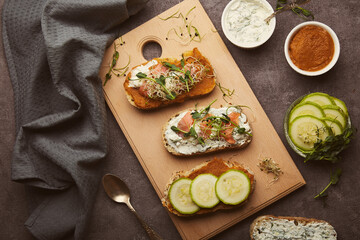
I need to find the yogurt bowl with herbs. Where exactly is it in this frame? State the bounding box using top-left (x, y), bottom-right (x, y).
top-left (221, 0), bottom-right (276, 48)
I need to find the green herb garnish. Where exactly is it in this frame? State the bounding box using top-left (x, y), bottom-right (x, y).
top-left (135, 72), bottom-right (176, 100)
top-left (314, 168), bottom-right (342, 199)
top-left (163, 61), bottom-right (194, 85)
top-left (160, 6), bottom-right (203, 44)
top-left (104, 41), bottom-right (130, 86)
top-left (216, 82), bottom-right (235, 103)
top-left (304, 126), bottom-right (356, 163)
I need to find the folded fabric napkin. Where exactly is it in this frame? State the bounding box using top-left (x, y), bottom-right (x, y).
top-left (2, 0), bottom-right (147, 239)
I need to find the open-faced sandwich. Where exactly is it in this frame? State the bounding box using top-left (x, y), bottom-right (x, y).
top-left (161, 157), bottom-right (255, 216)
top-left (250, 215), bottom-right (337, 240)
top-left (124, 48), bottom-right (216, 110)
top-left (162, 100), bottom-right (252, 156)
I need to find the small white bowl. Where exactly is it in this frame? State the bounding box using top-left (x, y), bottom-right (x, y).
top-left (221, 0), bottom-right (276, 49)
top-left (284, 21), bottom-right (340, 76)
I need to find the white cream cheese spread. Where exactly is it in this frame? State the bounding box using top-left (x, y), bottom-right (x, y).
top-left (128, 60), bottom-right (158, 88)
top-left (223, 0), bottom-right (274, 46)
top-left (164, 107), bottom-right (251, 155)
top-left (252, 217), bottom-right (337, 240)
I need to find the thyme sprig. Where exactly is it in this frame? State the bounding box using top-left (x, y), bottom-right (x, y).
top-left (266, 0), bottom-right (314, 23)
top-left (277, 0), bottom-right (314, 20)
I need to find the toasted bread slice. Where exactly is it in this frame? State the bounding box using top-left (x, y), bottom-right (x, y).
top-left (124, 48), bottom-right (216, 110)
top-left (161, 157), bottom-right (255, 217)
top-left (162, 106), bottom-right (252, 156)
top-left (250, 215), bottom-right (337, 240)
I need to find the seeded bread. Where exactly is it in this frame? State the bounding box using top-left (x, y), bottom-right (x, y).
top-left (161, 157), bottom-right (255, 217)
top-left (162, 108), bottom-right (252, 156)
top-left (123, 48), bottom-right (216, 110)
top-left (250, 215), bottom-right (337, 240)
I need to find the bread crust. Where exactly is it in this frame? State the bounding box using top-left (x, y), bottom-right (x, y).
top-left (161, 157), bottom-right (255, 217)
top-left (123, 48), bottom-right (216, 110)
top-left (250, 215), bottom-right (337, 240)
top-left (162, 108), bottom-right (252, 156)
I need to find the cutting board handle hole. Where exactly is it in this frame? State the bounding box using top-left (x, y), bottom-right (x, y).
top-left (142, 40), bottom-right (162, 60)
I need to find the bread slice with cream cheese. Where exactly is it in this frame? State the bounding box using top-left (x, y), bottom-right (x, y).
top-left (162, 105), bottom-right (252, 156)
top-left (250, 215), bottom-right (337, 240)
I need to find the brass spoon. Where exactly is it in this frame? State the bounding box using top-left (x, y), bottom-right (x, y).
top-left (102, 173), bottom-right (163, 240)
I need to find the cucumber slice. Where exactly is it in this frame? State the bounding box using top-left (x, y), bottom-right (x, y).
top-left (322, 105), bottom-right (347, 128)
top-left (169, 178), bottom-right (200, 214)
top-left (190, 174), bottom-right (219, 208)
top-left (215, 170), bottom-right (251, 205)
top-left (332, 97), bottom-right (348, 116)
top-left (300, 92), bottom-right (335, 106)
top-left (289, 115), bottom-right (329, 151)
top-left (289, 102), bottom-right (325, 123)
top-left (323, 117), bottom-right (343, 135)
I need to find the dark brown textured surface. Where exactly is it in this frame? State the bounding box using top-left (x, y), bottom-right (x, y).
top-left (1, 1), bottom-right (359, 240)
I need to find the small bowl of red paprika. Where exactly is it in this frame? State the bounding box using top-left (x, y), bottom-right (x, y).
top-left (284, 21), bottom-right (340, 76)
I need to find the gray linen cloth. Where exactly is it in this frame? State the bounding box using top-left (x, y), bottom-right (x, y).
top-left (2, 0), bottom-right (147, 239)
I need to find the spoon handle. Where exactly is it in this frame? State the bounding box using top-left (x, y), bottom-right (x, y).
top-left (126, 201), bottom-right (163, 240)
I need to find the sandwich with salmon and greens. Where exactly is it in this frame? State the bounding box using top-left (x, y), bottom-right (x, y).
top-left (124, 48), bottom-right (216, 110)
top-left (162, 100), bottom-right (252, 156)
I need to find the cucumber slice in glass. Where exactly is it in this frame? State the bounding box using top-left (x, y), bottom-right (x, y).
top-left (289, 102), bottom-right (325, 123)
top-left (190, 174), bottom-right (219, 208)
top-left (332, 97), bottom-right (348, 116)
top-left (169, 178), bottom-right (200, 214)
top-left (323, 117), bottom-right (343, 135)
top-left (300, 92), bottom-right (335, 106)
top-left (215, 170), bottom-right (251, 205)
top-left (289, 115), bottom-right (329, 151)
top-left (322, 105), bottom-right (347, 128)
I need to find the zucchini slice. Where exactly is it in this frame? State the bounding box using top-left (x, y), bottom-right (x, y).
top-left (332, 97), bottom-right (348, 116)
top-left (169, 178), bottom-right (200, 214)
top-left (322, 105), bottom-right (347, 128)
top-left (215, 170), bottom-right (251, 205)
top-left (289, 115), bottom-right (329, 151)
top-left (190, 174), bottom-right (219, 208)
top-left (300, 92), bottom-right (335, 106)
top-left (289, 102), bottom-right (325, 123)
top-left (323, 117), bottom-right (343, 135)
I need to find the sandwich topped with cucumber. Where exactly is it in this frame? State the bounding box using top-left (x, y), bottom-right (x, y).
top-left (286, 92), bottom-right (354, 162)
top-left (161, 157), bottom-right (255, 216)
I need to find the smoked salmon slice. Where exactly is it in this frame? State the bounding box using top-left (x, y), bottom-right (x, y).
top-left (222, 112), bottom-right (240, 144)
top-left (177, 111), bottom-right (194, 132)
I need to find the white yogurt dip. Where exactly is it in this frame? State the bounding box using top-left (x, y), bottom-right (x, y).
top-left (222, 0), bottom-right (275, 48)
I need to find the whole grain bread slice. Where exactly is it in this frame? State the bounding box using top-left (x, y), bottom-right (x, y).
top-left (250, 215), bottom-right (337, 240)
top-left (124, 48), bottom-right (216, 110)
top-left (162, 108), bottom-right (252, 156)
top-left (161, 157), bottom-right (255, 217)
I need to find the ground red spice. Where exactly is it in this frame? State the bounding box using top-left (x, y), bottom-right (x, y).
top-left (289, 25), bottom-right (334, 72)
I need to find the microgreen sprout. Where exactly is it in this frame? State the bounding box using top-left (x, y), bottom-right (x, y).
top-left (104, 41), bottom-right (130, 86)
top-left (135, 72), bottom-right (176, 100)
top-left (314, 168), bottom-right (342, 199)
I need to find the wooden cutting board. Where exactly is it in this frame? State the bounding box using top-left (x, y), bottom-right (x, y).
top-left (99, 0), bottom-right (305, 239)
